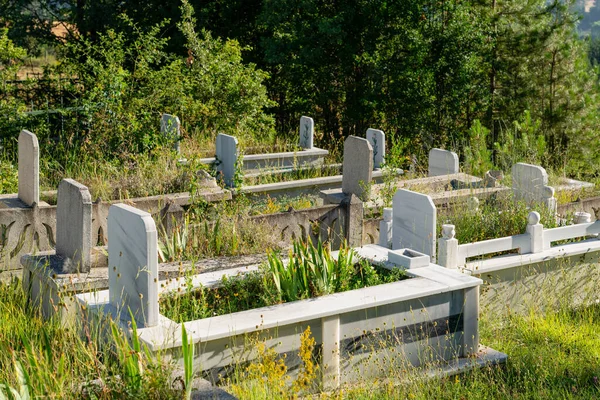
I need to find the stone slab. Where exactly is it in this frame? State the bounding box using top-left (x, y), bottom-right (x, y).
top-left (56, 179), bottom-right (92, 272)
top-left (215, 133), bottom-right (238, 188)
top-left (18, 130), bottom-right (39, 206)
top-left (342, 136), bottom-right (373, 199)
top-left (108, 204), bottom-right (159, 328)
top-left (299, 116), bottom-right (314, 149)
top-left (511, 162), bottom-right (548, 205)
top-left (428, 148), bottom-right (459, 177)
top-left (366, 128), bottom-right (385, 169)
top-left (392, 189), bottom-right (437, 260)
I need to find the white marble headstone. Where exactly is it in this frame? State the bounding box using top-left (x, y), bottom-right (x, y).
top-left (160, 114), bottom-right (181, 153)
top-left (428, 148), bottom-right (459, 176)
top-left (392, 189), bottom-right (437, 260)
top-left (511, 162), bottom-right (549, 205)
top-left (215, 133), bottom-right (239, 188)
top-left (56, 179), bottom-right (93, 272)
top-left (299, 116), bottom-right (314, 149)
top-left (18, 130), bottom-right (39, 206)
top-left (342, 136), bottom-right (373, 200)
top-left (108, 204), bottom-right (159, 328)
top-left (366, 128), bottom-right (385, 169)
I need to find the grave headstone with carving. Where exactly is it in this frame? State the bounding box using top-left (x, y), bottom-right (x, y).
top-left (366, 128), bottom-right (385, 169)
top-left (299, 116), bottom-right (314, 149)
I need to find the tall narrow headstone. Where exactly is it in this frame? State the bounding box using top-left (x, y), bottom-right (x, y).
top-left (512, 163), bottom-right (550, 205)
top-left (342, 136), bottom-right (373, 200)
top-left (215, 133), bottom-right (239, 188)
top-left (18, 130), bottom-right (39, 206)
top-left (299, 116), bottom-right (314, 149)
top-left (56, 179), bottom-right (93, 273)
top-left (160, 114), bottom-right (181, 154)
top-left (108, 204), bottom-right (158, 328)
top-left (392, 189), bottom-right (437, 260)
top-left (428, 148), bottom-right (459, 176)
top-left (366, 128), bottom-right (385, 169)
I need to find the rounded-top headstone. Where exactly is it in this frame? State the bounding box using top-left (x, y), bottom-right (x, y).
top-left (108, 204), bottom-right (159, 328)
top-left (18, 130), bottom-right (40, 207)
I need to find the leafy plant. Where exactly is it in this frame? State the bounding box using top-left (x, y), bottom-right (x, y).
top-left (181, 325), bottom-right (194, 400)
top-left (267, 240), bottom-right (358, 302)
top-left (0, 361), bottom-right (31, 400)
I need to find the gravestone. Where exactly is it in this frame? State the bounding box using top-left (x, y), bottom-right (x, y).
top-left (342, 136), bottom-right (373, 200)
top-left (108, 204), bottom-right (159, 328)
top-left (56, 179), bottom-right (93, 273)
top-left (299, 116), bottom-right (314, 149)
top-left (428, 148), bottom-right (459, 176)
top-left (392, 189), bottom-right (437, 260)
top-left (18, 130), bottom-right (39, 206)
top-left (215, 133), bottom-right (239, 188)
top-left (366, 128), bottom-right (385, 169)
top-left (512, 163), bottom-right (550, 205)
top-left (160, 114), bottom-right (181, 154)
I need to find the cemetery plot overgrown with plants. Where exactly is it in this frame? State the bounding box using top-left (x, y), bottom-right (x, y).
top-left (4, 0), bottom-right (600, 398)
top-left (160, 240), bottom-right (408, 322)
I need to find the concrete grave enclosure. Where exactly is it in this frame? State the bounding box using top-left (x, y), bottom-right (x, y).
top-left (77, 202), bottom-right (502, 389)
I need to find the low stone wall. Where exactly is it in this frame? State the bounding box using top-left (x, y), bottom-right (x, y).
top-left (0, 189), bottom-right (230, 273)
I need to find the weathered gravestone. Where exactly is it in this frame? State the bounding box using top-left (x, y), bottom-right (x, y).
top-left (428, 148), bottom-right (459, 177)
top-left (342, 136), bottom-right (373, 200)
top-left (18, 130), bottom-right (39, 206)
top-left (215, 133), bottom-right (238, 188)
top-left (299, 116), bottom-right (314, 149)
top-left (160, 114), bottom-right (181, 154)
top-left (512, 162), bottom-right (552, 206)
top-left (56, 179), bottom-right (93, 273)
top-left (366, 128), bottom-right (385, 169)
top-left (108, 204), bottom-right (159, 328)
top-left (392, 189), bottom-right (437, 261)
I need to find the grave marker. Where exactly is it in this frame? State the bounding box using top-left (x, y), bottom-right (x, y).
top-left (299, 116), bottom-right (314, 149)
top-left (512, 163), bottom-right (552, 206)
top-left (160, 114), bottom-right (181, 154)
top-left (56, 179), bottom-right (93, 273)
top-left (18, 130), bottom-right (39, 206)
top-left (108, 204), bottom-right (159, 328)
top-left (392, 189), bottom-right (437, 260)
top-left (215, 133), bottom-right (238, 188)
top-left (428, 148), bottom-right (459, 176)
top-left (366, 128), bottom-right (385, 169)
top-left (342, 136), bottom-right (373, 200)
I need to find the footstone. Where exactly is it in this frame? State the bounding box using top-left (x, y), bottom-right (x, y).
top-left (18, 130), bottom-right (39, 206)
top-left (215, 133), bottom-right (239, 188)
top-left (108, 204), bottom-right (158, 328)
top-left (428, 148), bottom-right (459, 176)
top-left (56, 179), bottom-right (93, 272)
top-left (392, 189), bottom-right (437, 260)
top-left (366, 128), bottom-right (385, 169)
top-left (299, 116), bottom-right (314, 149)
top-left (511, 163), bottom-right (549, 205)
top-left (342, 136), bottom-right (373, 200)
top-left (160, 114), bottom-right (181, 153)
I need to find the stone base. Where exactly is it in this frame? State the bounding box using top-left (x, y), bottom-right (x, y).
top-left (22, 251), bottom-right (267, 325)
top-left (22, 248), bottom-right (109, 326)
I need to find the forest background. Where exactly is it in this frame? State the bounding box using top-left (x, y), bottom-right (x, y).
top-left (3, 0), bottom-right (600, 189)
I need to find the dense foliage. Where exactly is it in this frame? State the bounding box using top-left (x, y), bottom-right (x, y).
top-left (1, 0), bottom-right (600, 178)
